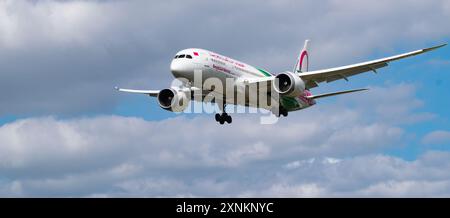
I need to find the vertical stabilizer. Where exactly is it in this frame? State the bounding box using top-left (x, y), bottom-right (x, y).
top-left (294, 40), bottom-right (310, 73)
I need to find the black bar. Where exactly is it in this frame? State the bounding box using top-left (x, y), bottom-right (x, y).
top-left (0, 198), bottom-right (446, 217)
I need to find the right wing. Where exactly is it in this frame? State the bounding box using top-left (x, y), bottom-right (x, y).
top-left (115, 86), bottom-right (160, 97)
top-left (300, 44), bottom-right (446, 89)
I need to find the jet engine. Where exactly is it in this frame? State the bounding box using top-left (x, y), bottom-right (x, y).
top-left (273, 72), bottom-right (305, 97)
top-left (157, 88), bottom-right (190, 112)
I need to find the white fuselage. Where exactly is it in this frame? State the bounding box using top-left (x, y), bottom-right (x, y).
top-left (170, 48), bottom-right (315, 111)
top-left (171, 48), bottom-right (270, 80)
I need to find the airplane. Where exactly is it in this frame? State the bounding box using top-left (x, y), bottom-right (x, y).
top-left (116, 40), bottom-right (446, 124)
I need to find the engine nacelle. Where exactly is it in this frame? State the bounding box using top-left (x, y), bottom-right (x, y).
top-left (273, 72), bottom-right (305, 97)
top-left (157, 88), bottom-right (190, 112)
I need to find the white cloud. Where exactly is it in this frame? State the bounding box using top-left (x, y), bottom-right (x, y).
top-left (237, 151), bottom-right (450, 197)
top-left (264, 183), bottom-right (325, 198)
top-left (0, 111), bottom-right (396, 177)
top-left (357, 180), bottom-right (450, 197)
top-left (338, 83), bottom-right (436, 124)
top-left (422, 130), bottom-right (450, 145)
top-left (232, 152), bottom-right (450, 197)
top-left (0, 83), bottom-right (446, 197)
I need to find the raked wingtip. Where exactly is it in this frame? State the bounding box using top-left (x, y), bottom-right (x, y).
top-left (424, 43), bottom-right (447, 52)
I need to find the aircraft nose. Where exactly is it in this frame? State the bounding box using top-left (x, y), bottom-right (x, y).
top-left (170, 60), bottom-right (192, 77)
top-left (170, 60), bottom-right (182, 73)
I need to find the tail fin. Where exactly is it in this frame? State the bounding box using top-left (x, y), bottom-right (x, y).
top-left (294, 39), bottom-right (310, 73)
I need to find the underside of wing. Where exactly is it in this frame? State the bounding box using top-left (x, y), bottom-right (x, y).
top-left (300, 44), bottom-right (446, 89)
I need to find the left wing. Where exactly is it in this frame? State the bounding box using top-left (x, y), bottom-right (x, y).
top-left (300, 44), bottom-right (446, 89)
top-left (115, 86), bottom-right (160, 97)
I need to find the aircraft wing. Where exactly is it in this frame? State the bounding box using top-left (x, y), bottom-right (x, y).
top-left (300, 44), bottom-right (446, 89)
top-left (115, 87), bottom-right (160, 97)
top-left (244, 44), bottom-right (445, 90)
top-left (115, 86), bottom-right (209, 99)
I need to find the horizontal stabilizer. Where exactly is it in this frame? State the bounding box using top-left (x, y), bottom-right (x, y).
top-left (307, 88), bottom-right (368, 99)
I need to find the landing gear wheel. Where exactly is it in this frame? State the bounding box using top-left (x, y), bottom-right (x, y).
top-left (225, 114), bottom-right (232, 124)
top-left (216, 103), bottom-right (233, 124)
top-left (271, 107), bottom-right (288, 117)
top-left (215, 112), bottom-right (232, 124)
top-left (215, 113), bottom-right (221, 122)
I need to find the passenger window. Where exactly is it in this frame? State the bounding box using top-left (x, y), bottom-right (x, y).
top-left (179, 54), bottom-right (185, 58)
top-left (186, 55), bottom-right (192, 59)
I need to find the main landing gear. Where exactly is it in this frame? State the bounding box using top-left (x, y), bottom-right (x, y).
top-left (272, 107), bottom-right (289, 117)
top-left (215, 112), bottom-right (232, 125)
top-left (215, 102), bottom-right (232, 125)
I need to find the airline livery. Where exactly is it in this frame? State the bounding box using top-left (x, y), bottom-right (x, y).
top-left (116, 40), bottom-right (446, 124)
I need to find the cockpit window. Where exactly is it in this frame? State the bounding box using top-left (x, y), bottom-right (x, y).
top-left (174, 54), bottom-right (193, 59)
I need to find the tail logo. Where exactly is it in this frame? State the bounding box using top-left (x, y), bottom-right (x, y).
top-left (299, 50), bottom-right (309, 72)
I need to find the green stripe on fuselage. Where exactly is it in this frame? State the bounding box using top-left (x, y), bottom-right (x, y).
top-left (281, 96), bottom-right (300, 110)
top-left (257, 68), bottom-right (272, 77)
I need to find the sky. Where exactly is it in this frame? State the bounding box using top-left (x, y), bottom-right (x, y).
top-left (0, 0), bottom-right (450, 197)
